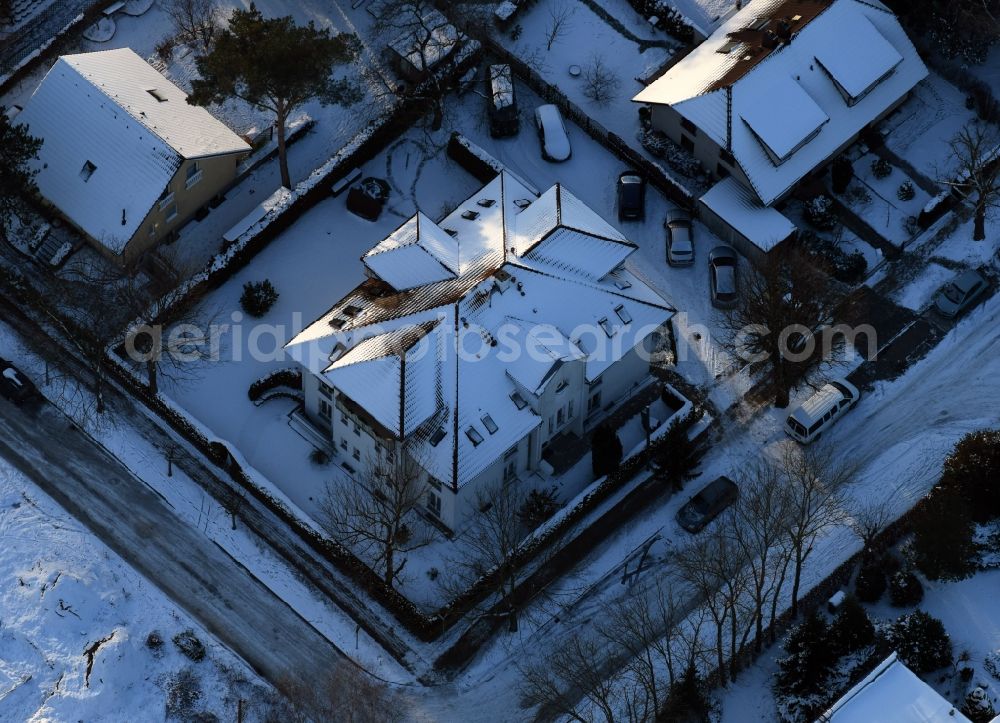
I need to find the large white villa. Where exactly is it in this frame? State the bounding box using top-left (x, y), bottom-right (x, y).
top-left (286, 171), bottom-right (673, 531)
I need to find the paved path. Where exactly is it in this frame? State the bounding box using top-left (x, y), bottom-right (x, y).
top-left (0, 397), bottom-right (346, 694)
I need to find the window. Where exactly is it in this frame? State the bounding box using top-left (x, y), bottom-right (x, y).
top-left (163, 203), bottom-right (178, 222)
top-left (79, 161), bottom-right (97, 182)
top-left (158, 191), bottom-right (175, 210)
top-left (429, 426), bottom-right (447, 447)
top-left (353, 422), bottom-right (360, 437)
top-left (352, 447), bottom-right (361, 461)
top-left (614, 304), bottom-right (632, 324)
top-left (503, 459), bottom-right (516, 483)
top-left (680, 117), bottom-right (697, 136)
top-left (319, 398), bottom-right (332, 419)
top-left (340, 439), bottom-right (348, 450)
top-left (568, 400), bottom-right (575, 419)
top-left (510, 391), bottom-right (528, 409)
top-left (341, 413), bottom-right (348, 426)
top-left (146, 88), bottom-right (168, 102)
top-left (185, 162), bottom-right (202, 189)
top-left (598, 317), bottom-right (614, 338)
top-left (426, 490), bottom-right (442, 517)
top-left (548, 416), bottom-right (554, 435)
top-left (481, 414), bottom-right (498, 435)
top-left (681, 135), bottom-right (695, 153)
top-left (557, 408), bottom-right (565, 426)
top-left (555, 380), bottom-right (568, 393)
top-left (588, 391), bottom-right (602, 413)
top-left (465, 426), bottom-right (484, 446)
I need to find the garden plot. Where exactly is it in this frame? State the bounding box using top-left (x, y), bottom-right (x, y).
top-left (0, 460), bottom-right (271, 722)
top-left (842, 153), bottom-right (931, 247)
top-left (496, 0), bottom-right (675, 145)
top-left (881, 72), bottom-right (979, 180)
top-left (930, 215), bottom-right (1000, 270)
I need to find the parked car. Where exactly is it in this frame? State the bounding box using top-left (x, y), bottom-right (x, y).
top-left (617, 171), bottom-right (645, 221)
top-left (785, 379), bottom-right (860, 444)
top-left (487, 64), bottom-right (519, 137)
top-left (933, 269), bottom-right (989, 318)
top-left (534, 104), bottom-right (571, 162)
top-left (665, 208), bottom-right (694, 266)
top-left (677, 476), bottom-right (739, 533)
top-left (0, 359), bottom-right (39, 405)
top-left (708, 245), bottom-right (739, 308)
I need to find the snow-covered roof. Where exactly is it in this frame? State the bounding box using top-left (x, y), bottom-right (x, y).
top-left (820, 653), bottom-right (969, 722)
top-left (634, 0), bottom-right (927, 205)
top-left (287, 172), bottom-right (673, 489)
top-left (16, 49), bottom-right (249, 254)
top-left (387, 8), bottom-right (460, 73)
top-left (363, 213), bottom-right (461, 291)
top-left (699, 177), bottom-right (796, 252)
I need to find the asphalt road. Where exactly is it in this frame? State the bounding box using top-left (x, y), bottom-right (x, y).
top-left (0, 396), bottom-right (345, 695)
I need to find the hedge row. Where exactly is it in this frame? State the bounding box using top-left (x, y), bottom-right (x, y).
top-left (247, 367), bottom-right (302, 402)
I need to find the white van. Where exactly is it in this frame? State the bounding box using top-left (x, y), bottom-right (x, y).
top-left (785, 379), bottom-right (860, 444)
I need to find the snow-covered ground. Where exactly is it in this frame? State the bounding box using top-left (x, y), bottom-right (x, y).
top-left (893, 261), bottom-right (953, 311)
top-left (842, 152), bottom-right (930, 247)
top-left (0, 459), bottom-right (274, 722)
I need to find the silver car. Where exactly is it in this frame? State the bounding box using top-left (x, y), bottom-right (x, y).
top-left (533, 104), bottom-right (571, 162)
top-left (709, 245), bottom-right (739, 308)
top-left (933, 270), bottom-right (989, 318)
top-left (665, 208), bottom-right (694, 266)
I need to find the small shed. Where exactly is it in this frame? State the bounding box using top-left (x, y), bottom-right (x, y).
top-left (698, 177), bottom-right (797, 264)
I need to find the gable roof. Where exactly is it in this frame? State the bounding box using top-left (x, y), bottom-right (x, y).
top-left (15, 49), bottom-right (250, 254)
top-left (287, 172), bottom-right (673, 490)
top-left (634, 0), bottom-right (927, 205)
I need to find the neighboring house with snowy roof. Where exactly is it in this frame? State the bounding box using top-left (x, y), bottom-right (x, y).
top-left (286, 172), bottom-right (674, 531)
top-left (633, 0), bottom-right (927, 259)
top-left (385, 7), bottom-right (462, 83)
top-left (818, 652), bottom-right (969, 722)
top-left (16, 48), bottom-right (250, 265)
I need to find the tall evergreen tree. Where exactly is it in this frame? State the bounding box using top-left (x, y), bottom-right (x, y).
top-left (189, 4), bottom-right (361, 188)
top-left (591, 422), bottom-right (623, 478)
top-left (939, 428), bottom-right (1000, 522)
top-left (911, 486), bottom-right (976, 581)
top-left (777, 611), bottom-right (836, 699)
top-left (0, 112), bottom-right (43, 228)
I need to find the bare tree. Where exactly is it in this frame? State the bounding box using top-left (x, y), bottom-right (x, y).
top-left (582, 54), bottom-right (621, 107)
top-left (320, 455), bottom-right (436, 587)
top-left (778, 446), bottom-right (850, 619)
top-left (944, 123), bottom-right (1000, 241)
top-left (272, 662), bottom-right (406, 722)
top-left (165, 0), bottom-right (219, 54)
top-left (448, 480), bottom-right (531, 632)
top-left (848, 498), bottom-right (894, 561)
top-left (544, 1), bottom-right (575, 51)
top-left (369, 0), bottom-right (469, 131)
top-left (719, 244), bottom-right (841, 407)
top-left (520, 632), bottom-right (622, 723)
top-left (731, 459), bottom-right (793, 653)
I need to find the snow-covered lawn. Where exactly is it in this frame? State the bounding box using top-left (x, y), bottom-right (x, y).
top-left (0, 461), bottom-right (271, 722)
top-left (882, 73), bottom-right (979, 180)
top-left (496, 0), bottom-right (675, 151)
top-left (930, 215), bottom-right (1000, 270)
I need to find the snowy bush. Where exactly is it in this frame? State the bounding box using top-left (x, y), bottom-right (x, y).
top-left (889, 570), bottom-right (924, 607)
top-left (887, 611), bottom-right (953, 674)
top-left (897, 180), bottom-right (915, 201)
top-left (985, 650), bottom-right (1000, 681)
top-left (962, 687), bottom-right (997, 723)
top-left (165, 668), bottom-right (202, 720)
top-left (518, 487), bottom-right (560, 528)
top-left (845, 185), bottom-right (872, 206)
top-left (804, 195), bottom-right (837, 231)
top-left (854, 562), bottom-right (886, 603)
top-left (309, 448), bottom-right (330, 466)
top-left (871, 157), bottom-right (892, 179)
top-left (240, 279), bottom-right (279, 318)
top-left (830, 596), bottom-right (875, 656)
top-left (173, 630), bottom-right (207, 662)
top-left (582, 55), bottom-right (621, 107)
top-left (799, 233), bottom-right (867, 284)
top-left (146, 630), bottom-right (164, 652)
top-left (639, 129), bottom-right (703, 178)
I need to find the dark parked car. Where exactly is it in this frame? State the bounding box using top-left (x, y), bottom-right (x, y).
top-left (487, 64), bottom-right (519, 137)
top-left (709, 245), bottom-right (739, 308)
top-left (617, 172), bottom-right (645, 221)
top-left (676, 476), bottom-right (739, 533)
top-left (0, 359), bottom-right (39, 405)
top-left (665, 207), bottom-right (694, 266)
top-left (933, 269), bottom-right (989, 318)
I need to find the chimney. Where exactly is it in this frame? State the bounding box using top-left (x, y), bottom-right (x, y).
top-left (762, 30), bottom-right (779, 49)
top-left (776, 18), bottom-right (792, 40)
